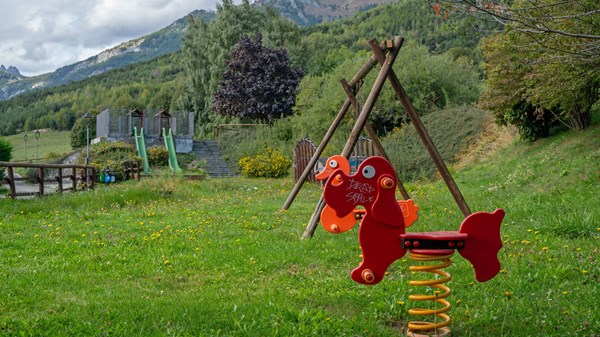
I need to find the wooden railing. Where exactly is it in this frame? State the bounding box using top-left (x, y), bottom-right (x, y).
top-left (1, 162), bottom-right (96, 199)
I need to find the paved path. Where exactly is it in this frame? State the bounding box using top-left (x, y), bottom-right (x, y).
top-left (2, 172), bottom-right (74, 198)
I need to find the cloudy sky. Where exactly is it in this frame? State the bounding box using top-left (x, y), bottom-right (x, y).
top-left (0, 0), bottom-right (224, 76)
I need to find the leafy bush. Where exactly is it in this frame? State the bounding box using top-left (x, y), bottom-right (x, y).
top-left (25, 167), bottom-right (39, 183)
top-left (70, 115), bottom-right (97, 148)
top-left (147, 146), bottom-right (169, 167)
top-left (0, 138), bottom-right (12, 178)
top-left (382, 105), bottom-right (488, 181)
top-left (218, 119), bottom-right (294, 169)
top-left (239, 148), bottom-right (291, 178)
top-left (85, 141), bottom-right (140, 182)
top-left (177, 153), bottom-right (208, 177)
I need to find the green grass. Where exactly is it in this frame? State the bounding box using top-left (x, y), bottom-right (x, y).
top-left (2, 130), bottom-right (73, 162)
top-left (0, 124), bottom-right (598, 336)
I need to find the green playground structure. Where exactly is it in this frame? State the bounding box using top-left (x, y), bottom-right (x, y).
top-left (134, 127), bottom-right (151, 174)
top-left (162, 128), bottom-right (182, 174)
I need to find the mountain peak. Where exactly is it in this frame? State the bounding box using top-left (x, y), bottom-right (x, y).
top-left (0, 64), bottom-right (22, 77)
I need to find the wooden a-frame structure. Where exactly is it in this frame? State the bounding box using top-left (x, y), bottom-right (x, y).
top-left (281, 36), bottom-right (472, 239)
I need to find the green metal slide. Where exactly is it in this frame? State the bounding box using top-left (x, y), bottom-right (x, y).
top-left (162, 128), bottom-right (182, 174)
top-left (134, 127), bottom-right (151, 174)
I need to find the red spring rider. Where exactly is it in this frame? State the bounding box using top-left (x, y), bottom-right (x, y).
top-left (322, 156), bottom-right (505, 336)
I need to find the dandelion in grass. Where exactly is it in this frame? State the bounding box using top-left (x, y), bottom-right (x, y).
top-left (504, 291), bottom-right (511, 300)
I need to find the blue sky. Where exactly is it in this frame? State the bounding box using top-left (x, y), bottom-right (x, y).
top-left (0, 0), bottom-right (225, 76)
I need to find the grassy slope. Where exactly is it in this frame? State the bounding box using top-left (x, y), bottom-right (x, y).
top-left (0, 124), bottom-right (598, 336)
top-left (2, 130), bottom-right (72, 162)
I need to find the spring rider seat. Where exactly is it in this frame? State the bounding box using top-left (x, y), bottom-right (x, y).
top-left (322, 156), bottom-right (505, 336)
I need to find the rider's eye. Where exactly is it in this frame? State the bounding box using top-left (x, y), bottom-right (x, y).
top-left (362, 165), bottom-right (376, 179)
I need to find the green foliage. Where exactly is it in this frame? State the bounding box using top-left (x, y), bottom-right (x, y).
top-left (218, 120), bottom-right (294, 169)
top-left (183, 0), bottom-right (301, 137)
top-left (0, 138), bottom-right (12, 177)
top-left (0, 138), bottom-right (12, 162)
top-left (147, 146), bottom-right (169, 167)
top-left (86, 142), bottom-right (140, 181)
top-left (292, 41), bottom-right (482, 142)
top-left (70, 114), bottom-right (97, 148)
top-left (479, 0), bottom-right (598, 139)
top-left (239, 148), bottom-right (291, 178)
top-left (297, 0), bottom-right (498, 75)
top-left (0, 0), bottom-right (495, 141)
top-left (176, 153), bottom-right (208, 176)
top-left (24, 167), bottom-right (39, 184)
top-left (382, 105), bottom-right (489, 181)
top-left (0, 53), bottom-right (186, 136)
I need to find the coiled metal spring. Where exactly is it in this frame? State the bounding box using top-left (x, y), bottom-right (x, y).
top-left (407, 252), bottom-right (453, 336)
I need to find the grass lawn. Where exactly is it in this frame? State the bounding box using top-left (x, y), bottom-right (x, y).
top-left (3, 130), bottom-right (73, 162)
top-left (0, 124), bottom-right (598, 336)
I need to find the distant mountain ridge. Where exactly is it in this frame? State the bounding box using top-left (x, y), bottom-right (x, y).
top-left (252, 0), bottom-right (396, 25)
top-left (0, 0), bottom-right (393, 101)
top-left (0, 10), bottom-right (214, 101)
top-left (0, 65), bottom-right (22, 77)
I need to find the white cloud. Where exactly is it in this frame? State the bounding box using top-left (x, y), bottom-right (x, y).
top-left (0, 0), bottom-right (221, 76)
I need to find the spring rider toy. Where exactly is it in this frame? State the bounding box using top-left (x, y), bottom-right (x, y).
top-left (321, 156), bottom-right (505, 336)
top-left (316, 155), bottom-right (419, 234)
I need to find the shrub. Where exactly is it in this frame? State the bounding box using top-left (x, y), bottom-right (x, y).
top-left (46, 152), bottom-right (65, 162)
top-left (382, 105), bottom-right (488, 181)
top-left (177, 153), bottom-right (208, 177)
top-left (0, 138), bottom-right (12, 178)
top-left (86, 142), bottom-right (140, 182)
top-left (147, 146), bottom-right (169, 167)
top-left (25, 167), bottom-right (39, 183)
top-left (239, 148), bottom-right (291, 178)
top-left (70, 115), bottom-right (97, 148)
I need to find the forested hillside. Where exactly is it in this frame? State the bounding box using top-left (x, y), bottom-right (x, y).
top-left (0, 10), bottom-right (214, 101)
top-left (0, 0), bottom-right (595, 180)
top-left (0, 0), bottom-right (496, 137)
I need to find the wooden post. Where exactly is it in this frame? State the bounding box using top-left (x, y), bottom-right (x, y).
top-left (368, 40), bottom-right (471, 217)
top-left (71, 167), bottom-right (77, 191)
top-left (303, 37), bottom-right (404, 238)
top-left (282, 98), bottom-right (353, 211)
top-left (38, 167), bottom-right (44, 196)
top-left (57, 168), bottom-right (63, 192)
top-left (281, 42), bottom-right (391, 212)
top-left (90, 167), bottom-right (96, 188)
top-left (6, 166), bottom-right (16, 199)
top-left (340, 78), bottom-right (411, 200)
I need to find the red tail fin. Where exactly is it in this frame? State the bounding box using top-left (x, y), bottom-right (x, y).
top-left (458, 209), bottom-right (505, 282)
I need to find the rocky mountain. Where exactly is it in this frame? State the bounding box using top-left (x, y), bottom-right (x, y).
top-left (0, 10), bottom-right (213, 101)
top-left (0, 65), bottom-right (22, 77)
top-left (252, 0), bottom-right (396, 25)
top-left (0, 0), bottom-right (392, 101)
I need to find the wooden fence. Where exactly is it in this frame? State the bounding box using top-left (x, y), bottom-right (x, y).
top-left (293, 138), bottom-right (319, 184)
top-left (0, 162), bottom-right (96, 199)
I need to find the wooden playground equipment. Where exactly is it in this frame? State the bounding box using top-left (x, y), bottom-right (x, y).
top-left (281, 36), bottom-right (470, 239)
top-left (281, 35), bottom-right (505, 335)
